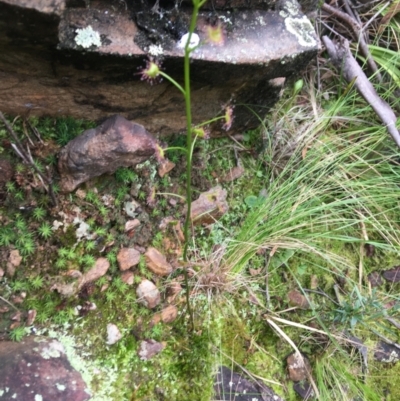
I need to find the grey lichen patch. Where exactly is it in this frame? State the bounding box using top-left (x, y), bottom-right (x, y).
top-left (381, 350), bottom-right (400, 363)
top-left (279, 0), bottom-right (301, 18)
top-left (285, 16), bottom-right (317, 47)
top-left (75, 25), bottom-right (101, 49)
top-left (40, 341), bottom-right (65, 359)
top-left (56, 383), bottom-right (66, 391)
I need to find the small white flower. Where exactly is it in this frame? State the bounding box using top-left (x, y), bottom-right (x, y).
top-left (228, 381), bottom-right (233, 387)
top-left (177, 32), bottom-right (200, 50)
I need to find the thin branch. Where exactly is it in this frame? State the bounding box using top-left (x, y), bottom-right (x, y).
top-left (322, 3), bottom-right (382, 81)
top-left (322, 36), bottom-right (400, 148)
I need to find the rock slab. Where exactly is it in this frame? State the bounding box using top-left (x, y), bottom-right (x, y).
top-left (0, 0), bottom-right (318, 136)
top-left (0, 336), bottom-right (90, 401)
top-left (58, 115), bottom-right (156, 192)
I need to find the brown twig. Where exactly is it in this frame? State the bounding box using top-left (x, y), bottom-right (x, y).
top-left (322, 36), bottom-right (400, 148)
top-left (321, 2), bottom-right (382, 82)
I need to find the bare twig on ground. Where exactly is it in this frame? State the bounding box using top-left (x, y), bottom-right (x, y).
top-left (321, 3), bottom-right (382, 81)
top-left (0, 296), bottom-right (20, 312)
top-left (322, 36), bottom-right (400, 148)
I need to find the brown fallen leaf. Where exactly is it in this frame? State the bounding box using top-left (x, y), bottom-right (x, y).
top-left (378, 2), bottom-right (400, 34)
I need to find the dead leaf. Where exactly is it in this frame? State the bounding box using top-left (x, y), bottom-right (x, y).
top-left (378, 2), bottom-right (400, 34)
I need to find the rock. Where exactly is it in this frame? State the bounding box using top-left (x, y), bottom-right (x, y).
top-left (125, 219), bottom-right (141, 232)
top-left (10, 293), bottom-right (26, 304)
top-left (187, 186), bottom-right (229, 225)
top-left (26, 310), bottom-right (37, 326)
top-left (368, 271), bottom-right (383, 287)
top-left (0, 2), bottom-right (318, 136)
top-left (288, 289), bottom-right (310, 309)
top-left (167, 281), bottom-right (182, 302)
top-left (364, 243), bottom-right (375, 257)
top-left (151, 305), bottom-right (178, 326)
top-left (145, 247), bottom-right (173, 276)
top-left (124, 200), bottom-right (142, 218)
top-left (287, 352), bottom-right (312, 382)
top-left (136, 279), bottom-right (161, 309)
top-left (106, 323), bottom-right (122, 345)
top-left (221, 165), bottom-right (245, 182)
top-left (0, 157), bottom-right (13, 188)
top-left (158, 159), bottom-right (175, 178)
top-left (121, 271), bottom-right (134, 285)
top-left (160, 305), bottom-right (178, 323)
top-left (10, 311), bottom-right (22, 321)
top-left (382, 266), bottom-right (400, 283)
top-left (138, 339), bottom-right (165, 361)
top-left (9, 249), bottom-right (22, 266)
top-left (82, 257), bottom-right (110, 284)
top-left (58, 115), bottom-right (156, 192)
top-left (374, 341), bottom-right (400, 363)
top-left (117, 248), bottom-right (141, 271)
top-left (214, 365), bottom-right (283, 401)
top-left (7, 249), bottom-right (22, 277)
top-left (0, 336), bottom-right (91, 401)
top-left (293, 381), bottom-right (314, 400)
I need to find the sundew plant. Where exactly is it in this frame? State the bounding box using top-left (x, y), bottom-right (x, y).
top-left (138, 0), bottom-right (233, 329)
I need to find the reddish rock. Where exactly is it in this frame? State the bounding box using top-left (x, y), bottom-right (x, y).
top-left (167, 281), bottom-right (182, 302)
top-left (368, 271), bottom-right (383, 287)
top-left (26, 310), bottom-right (37, 326)
top-left (138, 339), bottom-right (165, 361)
top-left (117, 248), bottom-right (141, 271)
top-left (221, 165), bottom-right (245, 182)
top-left (0, 1), bottom-right (318, 140)
top-left (158, 159), bottom-right (175, 178)
top-left (121, 271), bottom-right (134, 285)
top-left (58, 115), bottom-right (156, 192)
top-left (7, 249), bottom-right (22, 277)
top-left (287, 352), bottom-right (312, 382)
top-left (187, 186), bottom-right (229, 225)
top-left (0, 336), bottom-right (91, 401)
top-left (125, 219), bottom-right (141, 232)
top-left (382, 266), bottom-right (400, 283)
top-left (136, 279), bottom-right (160, 309)
top-left (151, 305), bottom-right (179, 326)
top-left (160, 305), bottom-right (178, 323)
top-left (82, 257), bottom-right (110, 284)
top-left (145, 247), bottom-right (173, 276)
top-left (288, 290), bottom-right (310, 309)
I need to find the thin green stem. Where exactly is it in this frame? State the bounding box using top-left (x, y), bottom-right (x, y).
top-left (159, 72), bottom-right (186, 96)
top-left (181, 1), bottom-right (203, 331)
top-left (164, 146), bottom-right (188, 154)
top-left (194, 116), bottom-right (225, 128)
